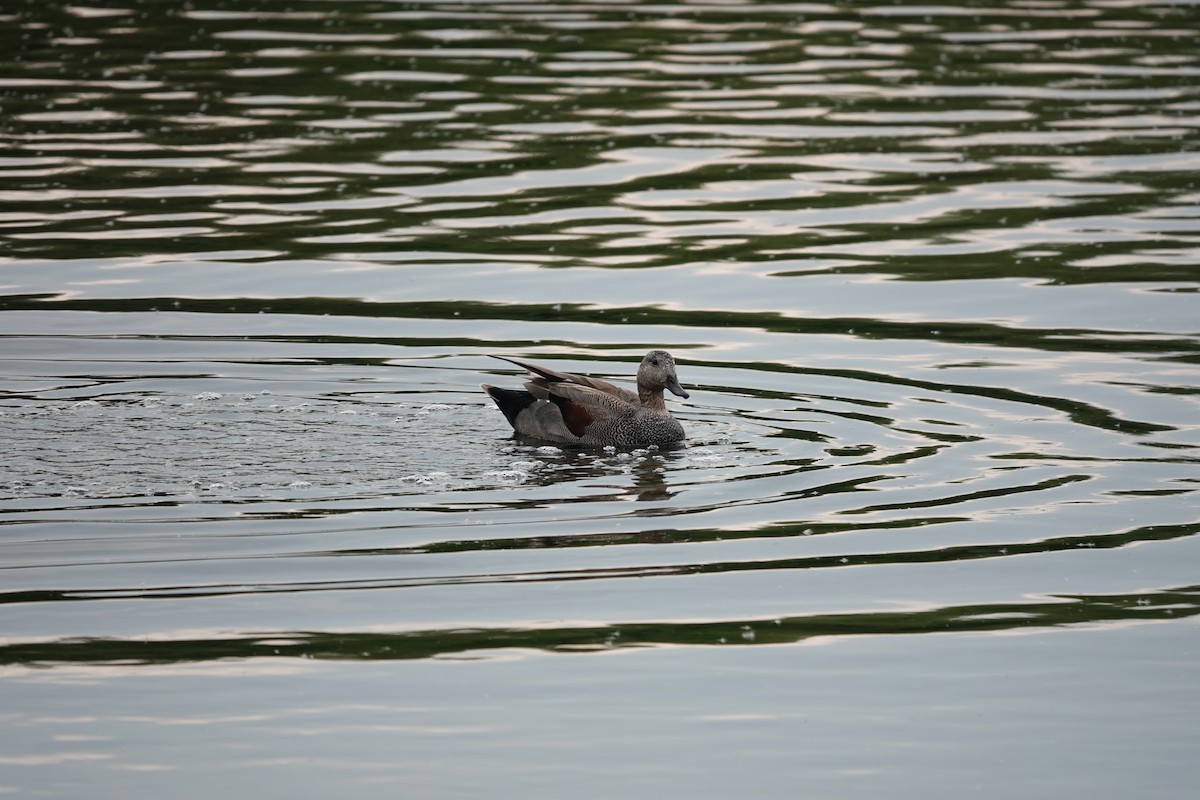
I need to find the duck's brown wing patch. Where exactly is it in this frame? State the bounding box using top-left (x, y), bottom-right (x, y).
top-left (548, 392), bottom-right (594, 438)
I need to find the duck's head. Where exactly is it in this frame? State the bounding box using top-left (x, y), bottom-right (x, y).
top-left (640, 350), bottom-right (689, 399)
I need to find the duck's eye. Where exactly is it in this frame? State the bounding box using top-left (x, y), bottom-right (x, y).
top-left (649, 357), bottom-right (659, 366)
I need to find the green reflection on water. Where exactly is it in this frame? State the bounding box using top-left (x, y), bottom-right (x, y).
top-left (4, 583), bottom-right (1196, 667)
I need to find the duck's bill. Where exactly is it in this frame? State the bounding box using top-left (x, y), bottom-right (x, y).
top-left (667, 377), bottom-right (690, 399)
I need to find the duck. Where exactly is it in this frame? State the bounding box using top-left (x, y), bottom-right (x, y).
top-left (481, 350), bottom-right (689, 447)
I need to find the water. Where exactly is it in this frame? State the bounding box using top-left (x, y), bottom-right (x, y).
top-left (2, 1), bottom-right (1199, 797)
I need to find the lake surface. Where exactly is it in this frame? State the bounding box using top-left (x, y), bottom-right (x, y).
top-left (2, 1), bottom-right (1198, 797)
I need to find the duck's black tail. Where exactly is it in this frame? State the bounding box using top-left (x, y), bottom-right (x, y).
top-left (481, 384), bottom-right (536, 427)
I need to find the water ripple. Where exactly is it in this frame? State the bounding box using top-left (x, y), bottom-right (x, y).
top-left (1, 2), bottom-right (1198, 789)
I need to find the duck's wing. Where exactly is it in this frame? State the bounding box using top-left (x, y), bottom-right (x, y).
top-left (483, 378), bottom-right (630, 442)
top-left (537, 381), bottom-right (637, 439)
top-left (490, 355), bottom-right (639, 405)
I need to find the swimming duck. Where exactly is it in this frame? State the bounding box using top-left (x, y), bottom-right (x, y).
top-left (481, 350), bottom-right (689, 447)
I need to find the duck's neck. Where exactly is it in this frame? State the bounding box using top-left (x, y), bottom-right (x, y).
top-left (639, 387), bottom-right (666, 411)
